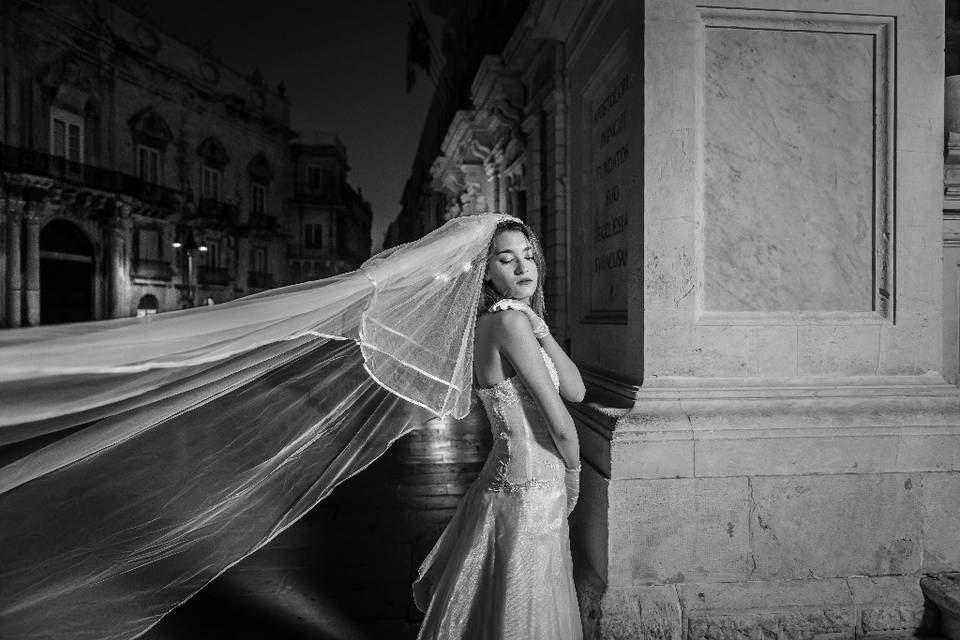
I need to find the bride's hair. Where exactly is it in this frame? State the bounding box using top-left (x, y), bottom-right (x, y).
top-left (479, 219), bottom-right (546, 318)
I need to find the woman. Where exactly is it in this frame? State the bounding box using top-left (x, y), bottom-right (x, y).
top-left (414, 219), bottom-right (586, 639)
top-left (0, 213), bottom-right (578, 640)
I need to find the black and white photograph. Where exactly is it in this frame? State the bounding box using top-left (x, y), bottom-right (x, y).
top-left (1, 0), bottom-right (959, 639)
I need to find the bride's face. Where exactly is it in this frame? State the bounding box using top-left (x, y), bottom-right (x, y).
top-left (485, 230), bottom-right (539, 304)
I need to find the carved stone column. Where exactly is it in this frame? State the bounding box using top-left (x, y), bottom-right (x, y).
top-left (5, 196), bottom-right (23, 328)
top-left (460, 164), bottom-right (486, 216)
top-left (22, 207), bottom-right (40, 326)
top-left (0, 197), bottom-right (6, 325)
top-left (484, 161), bottom-right (503, 214)
top-left (106, 206), bottom-right (130, 318)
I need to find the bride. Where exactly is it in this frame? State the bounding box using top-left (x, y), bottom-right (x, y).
top-left (413, 219), bottom-right (585, 639)
top-left (0, 213), bottom-right (584, 640)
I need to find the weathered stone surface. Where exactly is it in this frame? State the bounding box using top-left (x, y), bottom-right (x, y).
top-left (920, 473), bottom-right (960, 572)
top-left (679, 579), bottom-right (856, 640)
top-left (608, 477), bottom-right (751, 585)
top-left (797, 325), bottom-right (881, 377)
top-left (849, 576), bottom-right (940, 637)
top-left (598, 585), bottom-right (683, 640)
top-left (749, 474), bottom-right (922, 579)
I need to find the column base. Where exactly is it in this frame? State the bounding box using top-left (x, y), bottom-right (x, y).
top-left (922, 575), bottom-right (960, 640)
top-left (575, 571), bottom-right (941, 640)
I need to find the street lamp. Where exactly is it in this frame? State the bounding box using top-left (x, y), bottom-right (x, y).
top-left (172, 229), bottom-right (208, 308)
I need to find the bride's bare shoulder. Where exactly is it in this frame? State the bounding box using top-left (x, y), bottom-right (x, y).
top-left (476, 309), bottom-right (528, 342)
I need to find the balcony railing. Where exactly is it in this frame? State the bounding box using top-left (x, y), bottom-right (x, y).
top-left (0, 143), bottom-right (181, 210)
top-left (198, 266), bottom-right (230, 286)
top-left (132, 258), bottom-right (173, 281)
top-left (247, 271), bottom-right (274, 289)
top-left (197, 199), bottom-right (239, 225)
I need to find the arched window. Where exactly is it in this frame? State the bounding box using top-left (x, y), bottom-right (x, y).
top-left (128, 107), bottom-right (173, 185)
top-left (248, 152), bottom-right (273, 215)
top-left (197, 136), bottom-right (229, 202)
top-left (137, 294), bottom-right (159, 317)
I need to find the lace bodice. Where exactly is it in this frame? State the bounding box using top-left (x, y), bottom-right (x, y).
top-left (474, 348), bottom-right (564, 493)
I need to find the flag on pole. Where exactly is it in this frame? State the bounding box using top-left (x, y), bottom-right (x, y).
top-left (406, 2), bottom-right (432, 92)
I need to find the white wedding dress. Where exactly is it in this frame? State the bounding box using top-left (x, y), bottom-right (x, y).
top-left (413, 348), bottom-right (582, 639)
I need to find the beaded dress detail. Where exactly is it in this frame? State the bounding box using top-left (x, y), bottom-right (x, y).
top-left (413, 347), bottom-right (582, 639)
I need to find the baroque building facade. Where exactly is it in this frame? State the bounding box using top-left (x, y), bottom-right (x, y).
top-left (0, 1), bottom-right (369, 328)
top-left (395, 0), bottom-right (960, 638)
top-left (286, 133), bottom-right (372, 282)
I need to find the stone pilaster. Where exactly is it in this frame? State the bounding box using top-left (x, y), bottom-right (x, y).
top-left (558, 0), bottom-right (957, 638)
top-left (106, 206), bottom-right (130, 318)
top-left (22, 207), bottom-right (40, 326)
top-left (5, 196), bottom-right (23, 327)
top-left (0, 197), bottom-right (6, 326)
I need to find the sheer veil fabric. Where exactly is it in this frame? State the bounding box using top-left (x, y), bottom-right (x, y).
top-left (0, 213), bottom-right (516, 640)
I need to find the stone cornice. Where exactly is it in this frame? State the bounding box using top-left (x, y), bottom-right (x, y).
top-left (439, 110), bottom-right (478, 160)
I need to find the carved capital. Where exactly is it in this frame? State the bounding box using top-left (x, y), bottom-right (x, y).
top-left (4, 197), bottom-right (27, 217)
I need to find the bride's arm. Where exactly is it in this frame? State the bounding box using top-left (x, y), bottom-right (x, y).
top-left (537, 333), bottom-right (585, 402)
top-left (494, 311), bottom-right (580, 470)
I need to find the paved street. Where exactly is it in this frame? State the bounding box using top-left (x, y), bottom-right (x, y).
top-left (147, 409), bottom-right (492, 640)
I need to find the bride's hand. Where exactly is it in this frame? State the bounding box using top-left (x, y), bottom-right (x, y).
top-left (564, 464), bottom-right (580, 516)
top-left (489, 299), bottom-right (549, 339)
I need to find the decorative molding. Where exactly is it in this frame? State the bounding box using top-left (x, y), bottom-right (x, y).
top-left (579, 363), bottom-right (641, 407)
top-left (246, 152), bottom-right (273, 184)
top-left (571, 374), bottom-right (960, 478)
top-left (565, 0), bottom-right (618, 68)
top-left (196, 136), bottom-right (229, 169)
top-left (128, 106), bottom-right (174, 151)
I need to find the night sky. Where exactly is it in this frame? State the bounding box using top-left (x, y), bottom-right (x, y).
top-left (128, 0), bottom-right (444, 251)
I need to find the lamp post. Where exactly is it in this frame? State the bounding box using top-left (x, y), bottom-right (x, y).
top-left (172, 230), bottom-right (208, 308)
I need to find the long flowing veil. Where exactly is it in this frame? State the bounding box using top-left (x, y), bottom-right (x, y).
top-left (0, 213), bottom-right (513, 640)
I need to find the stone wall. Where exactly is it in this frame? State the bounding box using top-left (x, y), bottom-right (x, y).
top-left (558, 0), bottom-right (960, 637)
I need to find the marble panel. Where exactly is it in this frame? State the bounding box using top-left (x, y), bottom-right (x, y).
top-left (702, 26), bottom-right (876, 313)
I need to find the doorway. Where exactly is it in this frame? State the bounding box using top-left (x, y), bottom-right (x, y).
top-left (39, 219), bottom-right (94, 324)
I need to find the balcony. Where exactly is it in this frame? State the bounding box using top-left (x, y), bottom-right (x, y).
top-left (293, 186), bottom-right (346, 206)
top-left (247, 271), bottom-right (274, 289)
top-left (245, 213), bottom-right (279, 236)
top-left (132, 258), bottom-right (173, 281)
top-left (198, 266), bottom-right (230, 286)
top-left (197, 199), bottom-right (239, 225)
top-left (0, 143), bottom-right (181, 211)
